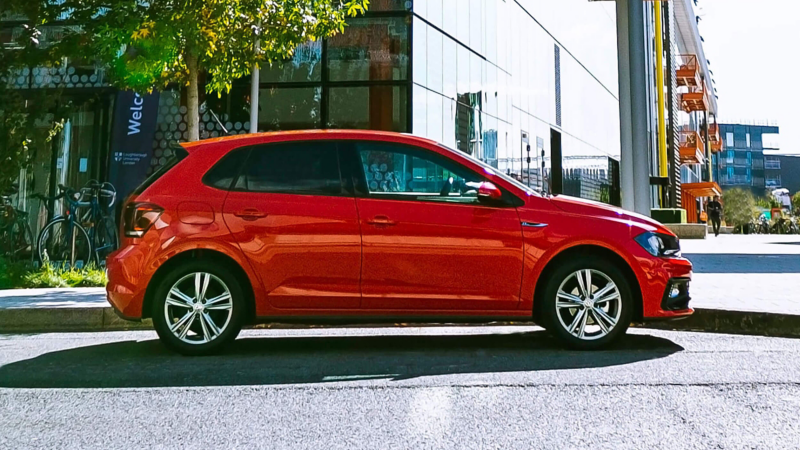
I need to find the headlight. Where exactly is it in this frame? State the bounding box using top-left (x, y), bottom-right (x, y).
top-left (634, 231), bottom-right (681, 257)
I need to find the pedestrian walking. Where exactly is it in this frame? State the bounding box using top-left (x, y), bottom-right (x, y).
top-left (707, 195), bottom-right (723, 237)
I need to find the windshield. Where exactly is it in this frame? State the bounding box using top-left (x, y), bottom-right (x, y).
top-left (438, 145), bottom-right (541, 196)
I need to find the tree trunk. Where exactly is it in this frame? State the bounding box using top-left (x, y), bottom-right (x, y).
top-left (185, 52), bottom-right (200, 142)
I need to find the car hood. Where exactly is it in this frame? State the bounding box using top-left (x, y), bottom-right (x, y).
top-left (548, 195), bottom-right (670, 234)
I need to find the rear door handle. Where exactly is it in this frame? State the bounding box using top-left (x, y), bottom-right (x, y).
top-left (366, 215), bottom-right (397, 227)
top-left (234, 209), bottom-right (268, 221)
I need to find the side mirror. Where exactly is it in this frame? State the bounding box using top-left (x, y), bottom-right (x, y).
top-left (478, 182), bottom-right (503, 202)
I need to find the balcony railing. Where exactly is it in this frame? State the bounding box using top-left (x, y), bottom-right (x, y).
top-left (680, 87), bottom-right (709, 113)
top-left (766, 177), bottom-right (782, 187)
top-left (676, 55), bottom-right (702, 88)
top-left (719, 175), bottom-right (751, 185)
top-left (679, 130), bottom-right (705, 165)
top-left (708, 123), bottom-right (722, 152)
top-left (765, 159), bottom-right (781, 169)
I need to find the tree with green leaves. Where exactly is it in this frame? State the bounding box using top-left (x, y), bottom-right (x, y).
top-left (722, 188), bottom-right (758, 232)
top-left (60, 0), bottom-right (369, 141)
top-left (0, 2), bottom-right (70, 192)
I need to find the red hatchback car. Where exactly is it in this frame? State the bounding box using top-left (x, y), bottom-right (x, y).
top-left (106, 130), bottom-right (692, 355)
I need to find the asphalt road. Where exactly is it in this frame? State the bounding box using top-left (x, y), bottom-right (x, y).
top-left (2, 327), bottom-right (800, 449)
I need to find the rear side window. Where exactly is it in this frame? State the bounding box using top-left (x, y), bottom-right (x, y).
top-left (133, 145), bottom-right (188, 195)
top-left (234, 142), bottom-right (343, 195)
top-left (203, 148), bottom-right (250, 190)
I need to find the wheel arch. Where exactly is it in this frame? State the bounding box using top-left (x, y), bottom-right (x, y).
top-left (142, 248), bottom-right (256, 323)
top-left (532, 244), bottom-right (643, 324)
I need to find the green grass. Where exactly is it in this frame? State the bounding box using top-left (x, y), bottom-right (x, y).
top-left (0, 256), bottom-right (107, 289)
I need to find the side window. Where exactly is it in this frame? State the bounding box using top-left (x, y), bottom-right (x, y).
top-left (234, 142), bottom-right (342, 195)
top-left (203, 148), bottom-right (250, 190)
top-left (356, 142), bottom-right (484, 204)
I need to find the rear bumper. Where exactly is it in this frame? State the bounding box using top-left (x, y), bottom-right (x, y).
top-left (106, 245), bottom-right (150, 320)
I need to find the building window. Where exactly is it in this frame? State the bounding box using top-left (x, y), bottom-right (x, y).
top-left (746, 133), bottom-right (751, 148)
top-left (766, 176), bottom-right (782, 188)
top-left (326, 17), bottom-right (410, 82)
top-left (258, 87), bottom-right (322, 131)
top-left (726, 132), bottom-right (734, 148)
top-left (259, 41), bottom-right (322, 83)
top-left (765, 157), bottom-right (781, 169)
top-left (327, 86), bottom-right (408, 132)
top-left (255, 8), bottom-right (412, 134)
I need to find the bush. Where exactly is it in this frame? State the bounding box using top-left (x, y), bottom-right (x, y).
top-left (723, 189), bottom-right (758, 229)
top-left (793, 192), bottom-right (800, 214)
top-left (756, 197), bottom-right (780, 210)
top-left (0, 256), bottom-right (107, 289)
top-left (0, 257), bottom-right (29, 289)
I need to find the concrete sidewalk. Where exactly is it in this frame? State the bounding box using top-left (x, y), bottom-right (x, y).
top-left (0, 288), bottom-right (151, 332)
top-left (2, 234), bottom-right (799, 336)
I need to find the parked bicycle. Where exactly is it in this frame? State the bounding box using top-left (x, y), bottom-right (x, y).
top-left (753, 215), bottom-right (770, 235)
top-left (0, 183), bottom-right (35, 263)
top-left (35, 181), bottom-right (118, 268)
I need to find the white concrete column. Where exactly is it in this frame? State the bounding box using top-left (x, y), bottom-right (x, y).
top-left (617, 0), bottom-right (653, 216)
top-left (616, 0), bottom-right (635, 212)
top-left (628, 0), bottom-right (653, 216)
top-left (250, 22), bottom-right (261, 134)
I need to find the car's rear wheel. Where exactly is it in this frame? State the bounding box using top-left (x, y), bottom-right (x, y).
top-left (540, 257), bottom-right (633, 350)
top-left (151, 261), bottom-right (244, 356)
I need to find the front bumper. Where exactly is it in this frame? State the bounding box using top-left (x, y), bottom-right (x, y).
top-left (640, 256), bottom-right (694, 320)
top-left (661, 277), bottom-right (691, 312)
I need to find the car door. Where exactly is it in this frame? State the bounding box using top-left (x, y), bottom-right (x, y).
top-left (220, 141), bottom-right (362, 309)
top-left (348, 141), bottom-right (525, 311)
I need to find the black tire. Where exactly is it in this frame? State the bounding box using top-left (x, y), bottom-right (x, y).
top-left (539, 256), bottom-right (634, 350)
top-left (93, 216), bottom-right (119, 266)
top-left (2, 218), bottom-right (34, 263)
top-left (37, 218), bottom-right (92, 268)
top-left (17, 220), bottom-right (34, 264)
top-left (151, 260), bottom-right (245, 356)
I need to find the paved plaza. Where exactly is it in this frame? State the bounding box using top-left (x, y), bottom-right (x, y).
top-left (683, 234), bottom-right (800, 315)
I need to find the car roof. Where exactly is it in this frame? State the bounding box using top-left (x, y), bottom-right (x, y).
top-left (180, 129), bottom-right (439, 150)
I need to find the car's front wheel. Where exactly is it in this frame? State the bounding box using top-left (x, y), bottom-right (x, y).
top-left (540, 257), bottom-right (633, 350)
top-left (152, 261), bottom-right (245, 355)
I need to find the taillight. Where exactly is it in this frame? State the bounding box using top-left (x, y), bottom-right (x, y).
top-left (124, 203), bottom-right (163, 238)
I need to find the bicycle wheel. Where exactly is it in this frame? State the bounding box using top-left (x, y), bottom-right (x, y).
top-left (93, 216), bottom-right (119, 265)
top-left (7, 219), bottom-right (34, 263)
top-left (38, 218), bottom-right (92, 268)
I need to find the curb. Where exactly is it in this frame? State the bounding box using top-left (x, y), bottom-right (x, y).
top-left (0, 307), bottom-right (152, 333)
top-left (641, 308), bottom-right (800, 339)
top-left (1, 306), bottom-right (799, 338)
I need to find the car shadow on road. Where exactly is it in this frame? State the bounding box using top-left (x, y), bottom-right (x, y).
top-left (0, 331), bottom-right (683, 389)
top-left (684, 253), bottom-right (800, 273)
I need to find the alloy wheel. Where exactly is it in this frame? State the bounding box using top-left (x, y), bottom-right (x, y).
top-left (164, 272), bottom-right (234, 345)
top-left (555, 269), bottom-right (622, 341)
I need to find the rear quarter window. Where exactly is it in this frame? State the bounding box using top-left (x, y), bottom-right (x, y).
top-left (202, 148), bottom-right (251, 190)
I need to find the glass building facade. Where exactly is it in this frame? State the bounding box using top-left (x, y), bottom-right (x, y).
top-left (212, 0), bottom-right (622, 199)
top-left (3, 0), bottom-right (624, 238)
top-left (716, 123), bottom-right (780, 196)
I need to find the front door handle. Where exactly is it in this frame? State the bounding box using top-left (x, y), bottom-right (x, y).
top-left (521, 221), bottom-right (548, 228)
top-left (234, 209), bottom-right (268, 221)
top-left (366, 215), bottom-right (397, 227)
